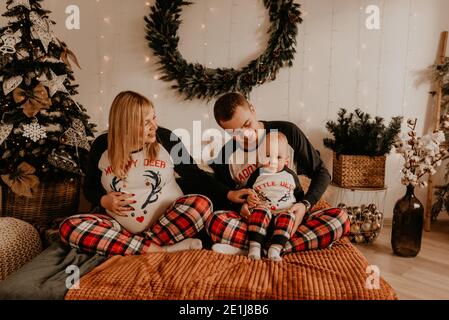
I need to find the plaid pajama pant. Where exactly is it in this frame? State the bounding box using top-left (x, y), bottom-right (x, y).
top-left (59, 194), bottom-right (212, 256)
top-left (248, 209), bottom-right (296, 248)
top-left (207, 206), bottom-right (350, 253)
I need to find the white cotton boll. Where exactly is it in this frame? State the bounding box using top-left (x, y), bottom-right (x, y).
top-left (436, 160), bottom-right (443, 167)
top-left (412, 156), bottom-right (421, 163)
top-left (416, 139), bottom-right (424, 147)
top-left (421, 136), bottom-right (432, 147)
top-left (423, 141), bottom-right (435, 151)
top-left (432, 131), bottom-right (445, 143)
top-left (430, 168), bottom-right (437, 175)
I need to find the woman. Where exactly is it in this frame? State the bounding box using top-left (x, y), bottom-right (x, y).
top-left (59, 91), bottom-right (215, 256)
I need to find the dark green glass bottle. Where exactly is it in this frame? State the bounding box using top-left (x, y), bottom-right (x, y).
top-left (391, 185), bottom-right (424, 257)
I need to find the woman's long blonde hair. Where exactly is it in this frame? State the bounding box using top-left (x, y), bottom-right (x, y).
top-left (108, 91), bottom-right (159, 179)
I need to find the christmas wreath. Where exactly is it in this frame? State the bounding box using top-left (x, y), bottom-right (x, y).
top-left (144, 0), bottom-right (302, 100)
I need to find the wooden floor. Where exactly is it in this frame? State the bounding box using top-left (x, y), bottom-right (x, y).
top-left (355, 216), bottom-right (449, 300)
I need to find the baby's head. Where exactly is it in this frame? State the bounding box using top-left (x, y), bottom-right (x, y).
top-left (260, 131), bottom-right (289, 174)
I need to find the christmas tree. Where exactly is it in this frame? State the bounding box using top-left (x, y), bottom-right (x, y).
top-left (0, 0), bottom-right (96, 197)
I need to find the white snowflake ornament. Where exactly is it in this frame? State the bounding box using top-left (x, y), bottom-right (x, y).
top-left (22, 119), bottom-right (47, 142)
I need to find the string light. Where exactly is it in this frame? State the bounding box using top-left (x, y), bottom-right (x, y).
top-left (95, 0), bottom-right (104, 130)
top-left (227, 0), bottom-right (235, 67)
top-left (298, 0), bottom-right (309, 128)
top-left (401, 0), bottom-right (413, 115)
top-left (356, 1), bottom-right (363, 107)
top-left (375, 0), bottom-right (386, 115)
top-left (326, 0), bottom-right (336, 122)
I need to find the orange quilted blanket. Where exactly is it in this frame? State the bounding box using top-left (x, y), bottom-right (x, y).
top-left (65, 237), bottom-right (397, 300)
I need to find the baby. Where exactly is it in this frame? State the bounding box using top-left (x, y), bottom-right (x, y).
top-left (242, 131), bottom-right (304, 261)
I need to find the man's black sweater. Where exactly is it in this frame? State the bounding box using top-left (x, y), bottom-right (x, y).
top-left (209, 121), bottom-right (331, 211)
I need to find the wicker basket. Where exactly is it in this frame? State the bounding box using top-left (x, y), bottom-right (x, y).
top-left (332, 152), bottom-right (386, 188)
top-left (0, 178), bottom-right (81, 225)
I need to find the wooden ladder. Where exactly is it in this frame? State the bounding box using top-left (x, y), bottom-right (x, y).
top-left (425, 31), bottom-right (448, 232)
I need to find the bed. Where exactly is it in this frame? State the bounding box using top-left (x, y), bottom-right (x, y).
top-left (64, 237), bottom-right (396, 300)
top-left (0, 196), bottom-right (397, 300)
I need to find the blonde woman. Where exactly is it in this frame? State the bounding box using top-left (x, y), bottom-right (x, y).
top-left (59, 91), bottom-right (219, 256)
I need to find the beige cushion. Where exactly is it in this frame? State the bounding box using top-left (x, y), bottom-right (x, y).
top-left (0, 218), bottom-right (42, 281)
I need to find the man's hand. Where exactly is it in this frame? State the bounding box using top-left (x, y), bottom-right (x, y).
top-left (288, 202), bottom-right (307, 235)
top-left (240, 203), bottom-right (251, 220)
top-left (227, 188), bottom-right (258, 204)
top-left (247, 192), bottom-right (261, 208)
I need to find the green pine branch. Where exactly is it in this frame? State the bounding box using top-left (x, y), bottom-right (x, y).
top-left (323, 108), bottom-right (403, 157)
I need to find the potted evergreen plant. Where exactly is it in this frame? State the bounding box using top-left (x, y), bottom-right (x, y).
top-left (324, 108), bottom-right (402, 188)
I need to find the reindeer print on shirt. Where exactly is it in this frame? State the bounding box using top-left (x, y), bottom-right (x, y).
top-left (99, 145), bottom-right (183, 234)
top-left (248, 167), bottom-right (303, 214)
top-left (141, 170), bottom-right (165, 210)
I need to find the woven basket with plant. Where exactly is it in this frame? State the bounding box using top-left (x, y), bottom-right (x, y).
top-left (324, 109), bottom-right (402, 188)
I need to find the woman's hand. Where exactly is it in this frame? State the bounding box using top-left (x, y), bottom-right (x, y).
top-left (100, 192), bottom-right (136, 217)
top-left (227, 188), bottom-right (258, 204)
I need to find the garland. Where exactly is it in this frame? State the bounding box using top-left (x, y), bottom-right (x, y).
top-left (145, 0), bottom-right (302, 100)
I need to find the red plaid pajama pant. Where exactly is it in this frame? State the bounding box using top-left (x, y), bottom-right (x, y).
top-left (248, 209), bottom-right (296, 247)
top-left (59, 194), bottom-right (212, 256)
top-left (207, 206), bottom-right (350, 253)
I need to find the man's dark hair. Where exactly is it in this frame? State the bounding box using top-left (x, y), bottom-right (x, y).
top-left (214, 92), bottom-right (251, 124)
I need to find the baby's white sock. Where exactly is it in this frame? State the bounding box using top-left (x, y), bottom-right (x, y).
top-left (268, 244), bottom-right (283, 262)
top-left (248, 241), bottom-right (262, 260)
top-left (163, 238), bottom-right (202, 253)
top-left (212, 243), bottom-right (248, 256)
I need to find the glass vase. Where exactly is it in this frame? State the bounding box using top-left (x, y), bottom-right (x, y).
top-left (391, 185), bottom-right (424, 257)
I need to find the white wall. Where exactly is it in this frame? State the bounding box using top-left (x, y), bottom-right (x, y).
top-left (1, 0), bottom-right (449, 217)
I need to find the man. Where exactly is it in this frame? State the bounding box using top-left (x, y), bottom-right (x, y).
top-left (206, 92), bottom-right (349, 256)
